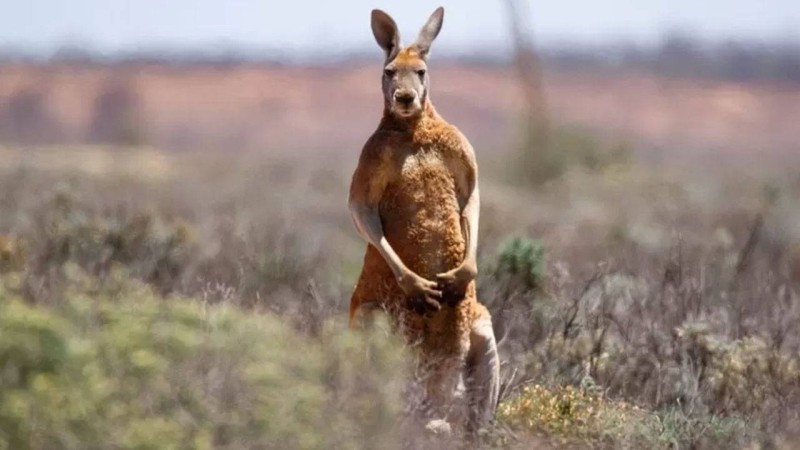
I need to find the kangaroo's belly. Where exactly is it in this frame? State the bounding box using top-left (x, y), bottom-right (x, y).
top-left (379, 152), bottom-right (465, 278)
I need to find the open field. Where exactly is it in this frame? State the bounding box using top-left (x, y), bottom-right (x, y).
top-left (0, 57), bottom-right (799, 449)
top-left (0, 133), bottom-right (798, 447)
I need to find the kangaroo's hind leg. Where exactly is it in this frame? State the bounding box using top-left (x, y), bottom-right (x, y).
top-left (465, 313), bottom-right (500, 433)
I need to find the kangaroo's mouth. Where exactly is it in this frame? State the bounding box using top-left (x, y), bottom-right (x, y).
top-left (396, 107), bottom-right (415, 117)
top-left (393, 102), bottom-right (421, 118)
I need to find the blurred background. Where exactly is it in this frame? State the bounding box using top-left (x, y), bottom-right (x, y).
top-left (1, 0), bottom-right (799, 158)
top-left (1, 1), bottom-right (800, 448)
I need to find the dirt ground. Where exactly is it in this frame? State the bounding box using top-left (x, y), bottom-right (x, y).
top-left (0, 63), bottom-right (798, 164)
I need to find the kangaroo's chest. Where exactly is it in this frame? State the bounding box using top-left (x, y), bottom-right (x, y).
top-left (379, 148), bottom-right (465, 276)
top-left (385, 149), bottom-right (457, 211)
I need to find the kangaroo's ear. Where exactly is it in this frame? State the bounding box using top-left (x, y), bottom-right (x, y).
top-left (413, 7), bottom-right (444, 58)
top-left (371, 9), bottom-right (401, 60)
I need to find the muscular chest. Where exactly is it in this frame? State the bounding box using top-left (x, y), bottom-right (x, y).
top-left (399, 149), bottom-right (446, 179)
top-left (390, 148), bottom-right (453, 194)
top-left (377, 153), bottom-right (458, 226)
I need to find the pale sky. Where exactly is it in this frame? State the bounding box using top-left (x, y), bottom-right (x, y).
top-left (2, 0), bottom-right (799, 55)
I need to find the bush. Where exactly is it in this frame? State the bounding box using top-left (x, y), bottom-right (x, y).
top-left (0, 271), bottom-right (410, 450)
top-left (491, 236), bottom-right (546, 293)
top-left (0, 235), bottom-right (25, 273)
top-left (0, 87), bottom-right (64, 144)
top-left (24, 189), bottom-right (195, 298)
top-left (498, 383), bottom-right (760, 449)
top-left (498, 383), bottom-right (659, 448)
top-left (513, 125), bottom-right (631, 186)
top-left (86, 80), bottom-right (146, 146)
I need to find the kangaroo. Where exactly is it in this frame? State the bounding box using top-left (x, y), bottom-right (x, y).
top-left (348, 7), bottom-right (500, 435)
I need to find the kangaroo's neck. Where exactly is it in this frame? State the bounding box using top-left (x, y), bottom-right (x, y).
top-left (379, 100), bottom-right (441, 136)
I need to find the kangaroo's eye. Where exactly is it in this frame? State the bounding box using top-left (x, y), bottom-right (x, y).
top-left (416, 69), bottom-right (426, 77)
top-left (384, 69), bottom-right (396, 77)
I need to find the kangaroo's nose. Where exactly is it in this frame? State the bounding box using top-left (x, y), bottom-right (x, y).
top-left (394, 91), bottom-right (416, 106)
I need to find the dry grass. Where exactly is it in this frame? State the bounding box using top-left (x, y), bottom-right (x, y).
top-left (0, 142), bottom-right (798, 448)
top-left (498, 384), bottom-right (658, 448)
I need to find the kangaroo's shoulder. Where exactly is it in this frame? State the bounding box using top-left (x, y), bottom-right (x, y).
top-left (415, 117), bottom-right (476, 168)
top-left (357, 128), bottom-right (397, 168)
top-left (414, 116), bottom-right (471, 153)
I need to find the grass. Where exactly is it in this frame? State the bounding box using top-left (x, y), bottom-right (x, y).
top-left (509, 123), bottom-right (632, 186)
top-left (498, 383), bottom-right (762, 449)
top-left (498, 384), bottom-right (657, 447)
top-left (0, 143), bottom-right (798, 448)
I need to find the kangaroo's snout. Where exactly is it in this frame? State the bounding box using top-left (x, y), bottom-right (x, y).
top-left (394, 91), bottom-right (417, 106)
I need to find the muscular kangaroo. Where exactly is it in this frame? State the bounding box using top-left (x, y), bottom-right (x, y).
top-left (348, 7), bottom-right (500, 434)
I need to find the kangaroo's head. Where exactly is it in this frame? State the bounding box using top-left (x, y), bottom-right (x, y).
top-left (371, 7), bottom-right (444, 119)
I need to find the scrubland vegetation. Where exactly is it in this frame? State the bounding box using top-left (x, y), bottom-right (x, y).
top-left (0, 142), bottom-right (798, 449)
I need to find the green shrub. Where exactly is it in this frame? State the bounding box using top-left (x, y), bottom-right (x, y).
top-left (0, 272), bottom-right (409, 450)
top-left (491, 236), bottom-right (546, 292)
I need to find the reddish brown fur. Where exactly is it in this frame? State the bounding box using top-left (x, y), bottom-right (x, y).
top-left (349, 11), bottom-right (500, 428)
top-left (349, 48), bottom-right (490, 361)
top-left (392, 47), bottom-right (423, 66)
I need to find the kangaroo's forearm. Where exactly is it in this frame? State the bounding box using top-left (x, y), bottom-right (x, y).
top-left (460, 186), bottom-right (480, 267)
top-left (350, 202), bottom-right (411, 279)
